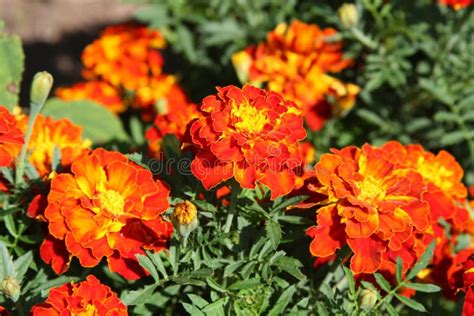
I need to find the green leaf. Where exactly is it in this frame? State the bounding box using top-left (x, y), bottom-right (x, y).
top-left (395, 257), bottom-right (403, 284)
top-left (227, 278), bottom-right (261, 291)
top-left (384, 301), bottom-right (399, 316)
top-left (121, 284), bottom-right (158, 306)
top-left (272, 195), bottom-right (308, 212)
top-left (42, 98), bottom-right (129, 143)
top-left (265, 219), bottom-right (282, 249)
top-left (394, 292), bottom-right (426, 312)
top-left (407, 241), bottom-right (436, 280)
top-left (206, 277), bottom-right (226, 293)
top-left (268, 285), bottom-right (296, 316)
top-left (129, 115), bottom-right (145, 145)
top-left (149, 251), bottom-right (168, 279)
top-left (223, 261), bottom-right (244, 278)
top-left (13, 251), bottom-right (33, 280)
top-left (434, 111), bottom-right (458, 123)
top-left (440, 131), bottom-right (467, 146)
top-left (374, 273), bottom-right (391, 293)
top-left (0, 33), bottom-right (24, 110)
top-left (201, 297), bottom-right (227, 314)
top-left (0, 241), bottom-right (14, 278)
top-left (136, 254), bottom-right (159, 282)
top-left (187, 294), bottom-right (209, 308)
top-left (404, 283), bottom-right (441, 293)
top-left (343, 266), bottom-right (355, 295)
top-left (356, 109), bottom-right (386, 127)
top-left (182, 303), bottom-right (205, 316)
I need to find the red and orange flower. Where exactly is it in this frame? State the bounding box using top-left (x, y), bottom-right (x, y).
top-left (82, 24), bottom-right (166, 90)
top-left (31, 275), bottom-right (128, 315)
top-left (146, 89), bottom-right (199, 155)
top-left (232, 20), bottom-right (359, 130)
top-left (0, 106), bottom-right (24, 168)
top-left (40, 148), bottom-right (173, 279)
top-left (304, 143), bottom-right (434, 275)
top-left (56, 80), bottom-right (125, 114)
top-left (189, 85), bottom-right (306, 199)
top-left (14, 112), bottom-right (91, 177)
top-left (439, 0), bottom-right (472, 10)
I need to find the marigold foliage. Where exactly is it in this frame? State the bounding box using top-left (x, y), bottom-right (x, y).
top-left (30, 275), bottom-right (128, 315)
top-left (232, 20), bottom-right (360, 131)
top-left (40, 148), bottom-right (173, 280)
top-left (189, 84), bottom-right (306, 199)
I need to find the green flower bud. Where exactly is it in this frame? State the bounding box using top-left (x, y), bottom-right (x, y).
top-left (1, 276), bottom-right (20, 302)
top-left (358, 288), bottom-right (377, 310)
top-left (338, 4), bottom-right (359, 29)
top-left (30, 71), bottom-right (53, 107)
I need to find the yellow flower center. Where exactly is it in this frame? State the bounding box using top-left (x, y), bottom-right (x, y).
top-left (415, 157), bottom-right (454, 193)
top-left (232, 100), bottom-right (268, 134)
top-left (357, 176), bottom-right (386, 202)
top-left (99, 190), bottom-right (125, 216)
top-left (74, 304), bottom-right (97, 316)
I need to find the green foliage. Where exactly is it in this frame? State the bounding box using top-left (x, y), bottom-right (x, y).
top-left (42, 98), bottom-right (129, 143)
top-left (0, 23), bottom-right (24, 110)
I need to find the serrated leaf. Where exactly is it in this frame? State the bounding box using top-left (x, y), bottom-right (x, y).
top-left (374, 273), bottom-right (391, 293)
top-left (121, 284), bottom-right (158, 306)
top-left (42, 98), bottom-right (129, 143)
top-left (201, 297), bottom-right (227, 314)
top-left (265, 219), bottom-right (282, 249)
top-left (149, 251), bottom-right (168, 279)
top-left (136, 254), bottom-right (159, 282)
top-left (0, 242), bottom-right (14, 278)
top-left (394, 292), bottom-right (426, 312)
top-left (343, 266), bottom-right (355, 295)
top-left (268, 285), bottom-right (296, 316)
top-left (407, 241), bottom-right (435, 280)
top-left (227, 278), bottom-right (261, 291)
top-left (182, 302), bottom-right (205, 316)
top-left (206, 277), bottom-right (226, 293)
top-left (404, 282), bottom-right (441, 292)
top-left (272, 195), bottom-right (308, 212)
top-left (223, 261), bottom-right (244, 278)
top-left (13, 251), bottom-right (32, 280)
top-left (187, 294), bottom-right (209, 308)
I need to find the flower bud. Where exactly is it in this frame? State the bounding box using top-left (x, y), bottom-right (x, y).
top-left (358, 288), bottom-right (377, 310)
top-left (1, 276), bottom-right (20, 302)
top-left (172, 201), bottom-right (198, 239)
top-left (338, 4), bottom-right (359, 29)
top-left (30, 71), bottom-right (53, 107)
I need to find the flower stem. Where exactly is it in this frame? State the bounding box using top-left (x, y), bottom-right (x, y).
top-left (15, 109), bottom-right (40, 185)
top-left (224, 180), bottom-right (240, 233)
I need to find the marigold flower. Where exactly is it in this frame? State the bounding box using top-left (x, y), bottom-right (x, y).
top-left (30, 275), bottom-right (128, 315)
top-left (0, 106), bottom-right (24, 167)
top-left (40, 148), bottom-right (173, 279)
top-left (173, 201), bottom-right (197, 225)
top-left (304, 143), bottom-right (433, 275)
top-left (439, 0), bottom-right (472, 10)
top-left (145, 89), bottom-right (199, 154)
top-left (15, 112), bottom-right (91, 176)
top-left (56, 80), bottom-right (125, 114)
top-left (82, 24), bottom-right (165, 90)
top-left (0, 306), bottom-right (8, 316)
top-left (232, 20), bottom-right (359, 130)
top-left (189, 85), bottom-right (307, 199)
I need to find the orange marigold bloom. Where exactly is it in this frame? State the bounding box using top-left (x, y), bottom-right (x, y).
top-left (15, 113), bottom-right (91, 177)
top-left (30, 275), bottom-right (127, 315)
top-left (189, 85), bottom-right (306, 199)
top-left (232, 20), bottom-right (359, 131)
top-left (0, 306), bottom-right (8, 316)
top-left (40, 148), bottom-right (173, 279)
top-left (439, 0), bottom-right (472, 10)
top-left (0, 106), bottom-right (24, 167)
top-left (146, 89), bottom-right (199, 154)
top-left (56, 80), bottom-right (125, 114)
top-left (304, 143), bottom-right (432, 275)
top-left (82, 24), bottom-right (165, 90)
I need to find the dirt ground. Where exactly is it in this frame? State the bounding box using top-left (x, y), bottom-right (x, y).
top-left (0, 0), bottom-right (138, 104)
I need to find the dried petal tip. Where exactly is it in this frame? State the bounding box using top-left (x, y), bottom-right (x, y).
top-left (30, 71), bottom-right (53, 107)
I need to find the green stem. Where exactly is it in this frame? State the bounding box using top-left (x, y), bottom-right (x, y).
top-left (224, 180), bottom-right (241, 233)
top-left (373, 283), bottom-right (404, 310)
top-left (15, 300), bottom-right (25, 316)
top-left (15, 104), bottom-right (42, 185)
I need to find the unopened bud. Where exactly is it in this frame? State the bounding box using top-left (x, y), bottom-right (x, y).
top-left (30, 71), bottom-right (53, 107)
top-left (338, 4), bottom-right (359, 29)
top-left (1, 276), bottom-right (20, 302)
top-left (358, 288), bottom-right (377, 310)
top-left (172, 201), bottom-right (198, 239)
